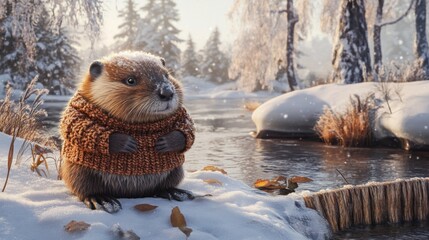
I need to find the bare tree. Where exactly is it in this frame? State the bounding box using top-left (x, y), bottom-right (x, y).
top-left (414, 0), bottom-right (429, 78)
top-left (331, 0), bottom-right (372, 84)
top-left (229, 0), bottom-right (312, 92)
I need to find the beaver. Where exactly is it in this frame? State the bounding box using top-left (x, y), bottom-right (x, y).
top-left (60, 51), bottom-right (195, 213)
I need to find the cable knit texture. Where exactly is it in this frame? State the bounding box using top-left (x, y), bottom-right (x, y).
top-left (60, 92), bottom-right (195, 176)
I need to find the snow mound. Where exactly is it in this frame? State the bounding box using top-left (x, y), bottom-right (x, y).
top-left (253, 81), bottom-right (429, 148)
top-left (0, 133), bottom-right (330, 240)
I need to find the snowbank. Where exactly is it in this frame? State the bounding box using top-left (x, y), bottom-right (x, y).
top-left (0, 133), bottom-right (330, 240)
top-left (252, 81), bottom-right (429, 149)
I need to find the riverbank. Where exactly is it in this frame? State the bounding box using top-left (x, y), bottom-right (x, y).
top-left (253, 81), bottom-right (429, 150)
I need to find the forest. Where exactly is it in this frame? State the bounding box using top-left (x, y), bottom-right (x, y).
top-left (0, 0), bottom-right (427, 96)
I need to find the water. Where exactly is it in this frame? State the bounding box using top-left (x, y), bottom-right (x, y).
top-left (43, 97), bottom-right (429, 239)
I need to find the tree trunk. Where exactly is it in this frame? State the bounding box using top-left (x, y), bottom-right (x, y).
top-left (415, 0), bottom-right (429, 78)
top-left (286, 0), bottom-right (298, 91)
top-left (373, 0), bottom-right (384, 75)
top-left (331, 0), bottom-right (372, 84)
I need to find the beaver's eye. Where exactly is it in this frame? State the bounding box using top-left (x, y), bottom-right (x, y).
top-left (124, 77), bottom-right (137, 86)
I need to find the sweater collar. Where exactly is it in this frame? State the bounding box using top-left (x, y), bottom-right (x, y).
top-left (69, 92), bottom-right (186, 132)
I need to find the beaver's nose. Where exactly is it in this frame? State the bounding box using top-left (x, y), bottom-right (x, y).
top-left (158, 86), bottom-right (174, 101)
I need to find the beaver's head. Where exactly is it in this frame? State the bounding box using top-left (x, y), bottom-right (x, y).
top-left (80, 51), bottom-right (183, 123)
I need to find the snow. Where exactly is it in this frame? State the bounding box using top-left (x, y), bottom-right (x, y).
top-left (182, 76), bottom-right (281, 100)
top-left (253, 81), bottom-right (429, 148)
top-left (0, 132), bottom-right (331, 240)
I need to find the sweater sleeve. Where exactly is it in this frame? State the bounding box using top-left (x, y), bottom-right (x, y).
top-left (60, 107), bottom-right (113, 155)
top-left (174, 109), bottom-right (195, 153)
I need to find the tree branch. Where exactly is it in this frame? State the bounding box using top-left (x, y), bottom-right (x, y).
top-left (379, 0), bottom-right (414, 27)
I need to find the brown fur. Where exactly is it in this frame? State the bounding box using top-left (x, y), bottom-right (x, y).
top-left (62, 51), bottom-right (188, 201)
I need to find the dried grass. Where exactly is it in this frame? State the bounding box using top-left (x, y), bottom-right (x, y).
top-left (243, 101), bottom-right (261, 112)
top-left (314, 94), bottom-right (377, 147)
top-left (1, 76), bottom-right (49, 191)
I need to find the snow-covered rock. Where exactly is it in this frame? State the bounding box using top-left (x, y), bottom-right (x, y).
top-left (253, 81), bottom-right (429, 149)
top-left (0, 132), bottom-right (331, 240)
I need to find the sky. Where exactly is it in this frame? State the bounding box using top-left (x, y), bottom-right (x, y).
top-left (100, 0), bottom-right (234, 51)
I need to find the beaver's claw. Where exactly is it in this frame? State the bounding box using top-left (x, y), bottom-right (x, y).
top-left (83, 195), bottom-right (122, 213)
top-left (155, 188), bottom-right (195, 201)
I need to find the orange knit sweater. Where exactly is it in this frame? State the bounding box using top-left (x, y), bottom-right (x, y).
top-left (60, 93), bottom-right (195, 176)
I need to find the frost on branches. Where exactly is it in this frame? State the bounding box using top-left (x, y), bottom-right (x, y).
top-left (331, 0), bottom-right (372, 84)
top-left (229, 0), bottom-right (311, 92)
top-left (181, 35), bottom-right (200, 77)
top-left (114, 0), bottom-right (140, 51)
top-left (414, 0), bottom-right (429, 78)
top-left (0, 1), bottom-right (83, 94)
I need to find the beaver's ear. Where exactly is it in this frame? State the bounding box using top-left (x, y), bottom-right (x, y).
top-left (89, 61), bottom-right (103, 80)
top-left (160, 58), bottom-right (166, 67)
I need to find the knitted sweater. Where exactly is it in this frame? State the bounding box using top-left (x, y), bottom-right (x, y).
top-left (60, 93), bottom-right (195, 176)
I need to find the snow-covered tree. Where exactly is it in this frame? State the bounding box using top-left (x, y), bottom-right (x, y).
top-left (181, 35), bottom-right (200, 77)
top-left (0, 2), bottom-right (30, 89)
top-left (134, 0), bottom-right (155, 50)
top-left (114, 0), bottom-right (140, 51)
top-left (330, 0), bottom-right (372, 84)
top-left (0, 0), bottom-right (103, 58)
top-left (201, 28), bottom-right (229, 83)
top-left (229, 0), bottom-right (312, 92)
top-left (34, 11), bottom-right (80, 95)
top-left (366, 0), bottom-right (414, 74)
top-left (0, 3), bottom-right (80, 93)
top-left (414, 0), bottom-right (429, 78)
top-left (137, 0), bottom-right (182, 73)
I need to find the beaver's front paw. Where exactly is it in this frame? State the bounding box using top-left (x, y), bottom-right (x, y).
top-left (155, 130), bottom-right (186, 153)
top-left (109, 133), bottom-right (137, 153)
top-left (83, 195), bottom-right (122, 213)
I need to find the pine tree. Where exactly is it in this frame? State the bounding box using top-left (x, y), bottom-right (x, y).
top-left (0, 2), bottom-right (29, 89)
top-left (201, 28), bottom-right (229, 83)
top-left (138, 0), bottom-right (182, 73)
top-left (134, 0), bottom-right (156, 50)
top-left (181, 35), bottom-right (200, 77)
top-left (34, 14), bottom-right (80, 95)
top-left (114, 0), bottom-right (140, 51)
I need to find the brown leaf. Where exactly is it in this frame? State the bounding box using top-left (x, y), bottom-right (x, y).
top-left (289, 176), bottom-right (313, 183)
top-left (134, 204), bottom-right (158, 212)
top-left (179, 226), bottom-right (193, 238)
top-left (272, 176), bottom-right (287, 183)
top-left (203, 178), bottom-right (223, 186)
top-left (64, 220), bottom-right (90, 233)
top-left (254, 179), bottom-right (273, 188)
top-left (202, 165), bottom-right (227, 174)
top-left (170, 206), bottom-right (187, 228)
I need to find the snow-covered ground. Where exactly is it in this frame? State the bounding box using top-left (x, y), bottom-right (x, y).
top-left (253, 81), bottom-right (429, 149)
top-left (0, 132), bottom-right (330, 240)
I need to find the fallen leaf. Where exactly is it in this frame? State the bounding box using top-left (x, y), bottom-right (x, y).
top-left (204, 178), bottom-right (223, 186)
top-left (289, 176), bottom-right (313, 183)
top-left (179, 226), bottom-right (193, 238)
top-left (134, 204), bottom-right (158, 212)
top-left (170, 206), bottom-right (187, 227)
top-left (64, 220), bottom-right (90, 233)
top-left (272, 176), bottom-right (287, 183)
top-left (254, 179), bottom-right (272, 188)
top-left (202, 165), bottom-right (227, 174)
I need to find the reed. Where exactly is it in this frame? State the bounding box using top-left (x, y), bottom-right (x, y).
top-left (303, 178), bottom-right (429, 233)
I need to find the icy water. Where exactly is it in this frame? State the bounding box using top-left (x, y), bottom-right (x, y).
top-left (43, 97), bottom-right (429, 239)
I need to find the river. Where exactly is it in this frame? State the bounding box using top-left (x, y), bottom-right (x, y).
top-left (42, 97), bottom-right (429, 239)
